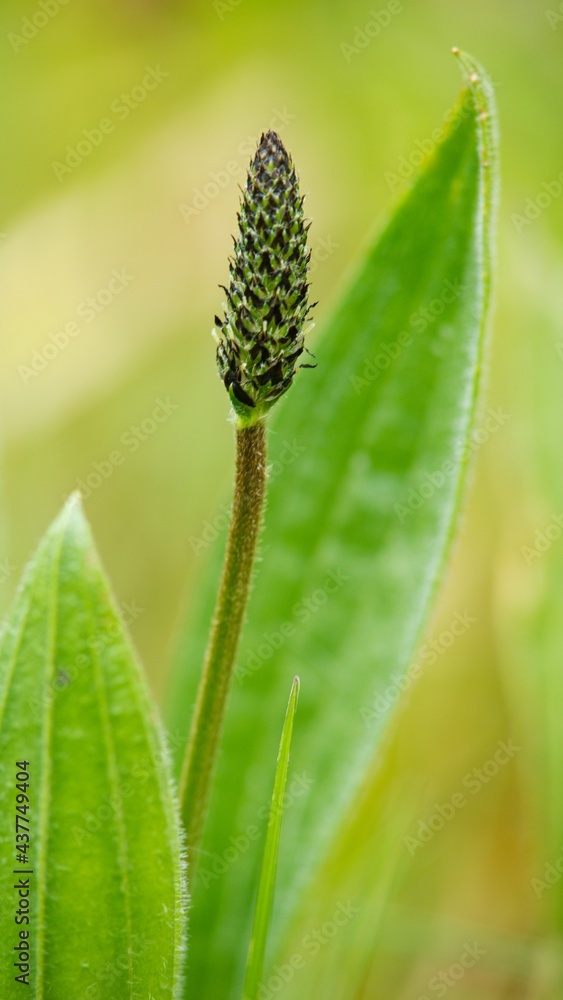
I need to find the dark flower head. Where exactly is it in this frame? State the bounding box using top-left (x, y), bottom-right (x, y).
top-left (214, 130), bottom-right (315, 426)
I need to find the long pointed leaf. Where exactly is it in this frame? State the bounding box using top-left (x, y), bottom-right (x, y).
top-left (0, 496), bottom-right (186, 998)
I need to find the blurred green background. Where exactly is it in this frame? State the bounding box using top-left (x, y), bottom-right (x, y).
top-left (1, 0), bottom-right (562, 995)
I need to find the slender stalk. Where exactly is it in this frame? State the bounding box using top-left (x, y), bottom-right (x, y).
top-left (180, 130), bottom-right (313, 871)
top-left (180, 422), bottom-right (267, 870)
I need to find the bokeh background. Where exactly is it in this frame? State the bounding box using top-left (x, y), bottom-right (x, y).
top-left (1, 1), bottom-right (562, 996)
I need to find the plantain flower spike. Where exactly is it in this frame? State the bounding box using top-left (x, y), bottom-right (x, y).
top-left (214, 130), bottom-right (315, 426)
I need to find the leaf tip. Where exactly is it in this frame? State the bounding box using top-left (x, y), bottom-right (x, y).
top-left (64, 489), bottom-right (83, 513)
top-left (288, 676), bottom-right (300, 713)
top-left (451, 48), bottom-right (492, 96)
top-left (451, 48), bottom-right (498, 184)
top-left (48, 491), bottom-right (92, 551)
top-left (61, 489), bottom-right (87, 526)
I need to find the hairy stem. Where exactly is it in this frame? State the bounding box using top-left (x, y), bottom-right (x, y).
top-left (180, 422), bottom-right (267, 870)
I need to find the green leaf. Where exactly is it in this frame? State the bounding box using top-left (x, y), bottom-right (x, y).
top-left (243, 676), bottom-right (300, 1000)
top-left (0, 496), bottom-right (186, 999)
top-left (168, 51), bottom-right (497, 999)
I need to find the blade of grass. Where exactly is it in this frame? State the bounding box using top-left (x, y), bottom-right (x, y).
top-left (243, 676), bottom-right (300, 1000)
